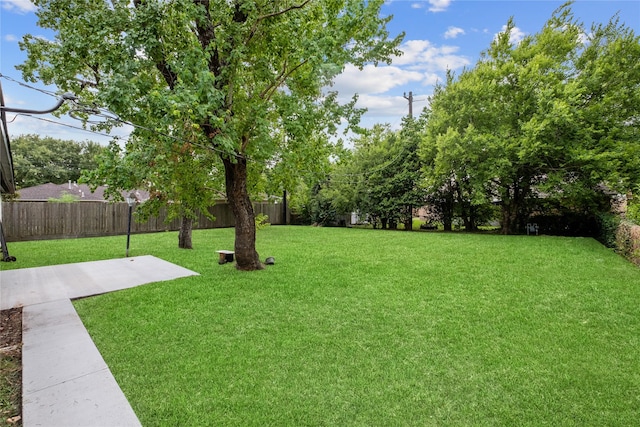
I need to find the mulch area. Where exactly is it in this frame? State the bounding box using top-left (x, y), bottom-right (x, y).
top-left (0, 307), bottom-right (22, 426)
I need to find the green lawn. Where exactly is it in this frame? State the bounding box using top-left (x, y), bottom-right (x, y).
top-left (3, 227), bottom-right (640, 426)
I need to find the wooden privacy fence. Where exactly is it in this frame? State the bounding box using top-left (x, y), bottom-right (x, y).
top-left (2, 201), bottom-right (288, 242)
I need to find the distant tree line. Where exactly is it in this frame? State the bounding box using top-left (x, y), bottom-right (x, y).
top-left (293, 5), bottom-right (640, 235)
top-left (11, 134), bottom-right (104, 189)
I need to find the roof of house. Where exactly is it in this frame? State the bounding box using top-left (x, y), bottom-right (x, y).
top-left (17, 182), bottom-right (149, 202)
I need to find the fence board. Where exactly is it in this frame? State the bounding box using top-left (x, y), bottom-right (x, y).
top-left (1, 201), bottom-right (287, 242)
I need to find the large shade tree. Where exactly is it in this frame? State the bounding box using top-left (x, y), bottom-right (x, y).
top-left (421, 5), bottom-right (640, 234)
top-left (19, 0), bottom-right (402, 269)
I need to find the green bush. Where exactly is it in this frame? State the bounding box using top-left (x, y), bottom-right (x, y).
top-left (616, 220), bottom-right (640, 265)
top-left (255, 213), bottom-right (270, 230)
top-left (627, 200), bottom-right (640, 225)
top-left (595, 212), bottom-right (621, 249)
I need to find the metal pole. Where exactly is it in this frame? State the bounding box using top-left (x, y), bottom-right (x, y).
top-left (126, 204), bottom-right (132, 257)
top-left (282, 190), bottom-right (287, 225)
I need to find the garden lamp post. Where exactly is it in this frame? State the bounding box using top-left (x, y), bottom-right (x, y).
top-left (125, 192), bottom-right (136, 257)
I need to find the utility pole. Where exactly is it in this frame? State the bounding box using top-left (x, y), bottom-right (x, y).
top-left (403, 91), bottom-right (413, 118)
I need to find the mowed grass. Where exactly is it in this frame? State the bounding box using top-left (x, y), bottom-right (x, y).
top-left (3, 227), bottom-right (640, 426)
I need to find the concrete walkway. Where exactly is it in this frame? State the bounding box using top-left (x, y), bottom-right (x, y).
top-left (0, 255), bottom-right (199, 426)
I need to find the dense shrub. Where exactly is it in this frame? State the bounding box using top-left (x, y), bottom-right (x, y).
top-left (616, 221), bottom-right (640, 266)
top-left (528, 213), bottom-right (598, 237)
top-left (627, 201), bottom-right (640, 224)
top-left (596, 212), bottom-right (622, 249)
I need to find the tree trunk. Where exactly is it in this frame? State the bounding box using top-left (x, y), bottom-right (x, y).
top-left (403, 205), bottom-right (413, 231)
top-left (500, 203), bottom-right (516, 235)
top-left (500, 188), bottom-right (522, 234)
top-left (500, 182), bottom-right (528, 234)
top-left (441, 186), bottom-right (455, 231)
top-left (223, 155), bottom-right (263, 271)
top-left (468, 206), bottom-right (478, 232)
top-left (178, 215), bottom-right (193, 249)
top-left (462, 205), bottom-right (479, 232)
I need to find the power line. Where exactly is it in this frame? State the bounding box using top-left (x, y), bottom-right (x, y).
top-left (1, 73), bottom-right (412, 172)
top-left (14, 114), bottom-right (125, 141)
top-left (0, 74), bottom-right (230, 155)
top-left (0, 73), bottom-right (59, 98)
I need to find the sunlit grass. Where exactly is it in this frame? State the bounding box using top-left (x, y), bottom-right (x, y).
top-left (3, 227), bottom-right (640, 425)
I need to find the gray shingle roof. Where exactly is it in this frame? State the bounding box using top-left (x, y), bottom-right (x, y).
top-left (17, 182), bottom-right (149, 202)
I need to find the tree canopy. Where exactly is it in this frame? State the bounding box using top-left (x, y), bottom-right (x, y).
top-left (340, 118), bottom-right (425, 230)
top-left (295, 117), bottom-right (426, 230)
top-left (11, 134), bottom-right (103, 188)
top-left (420, 5), bottom-right (640, 234)
top-left (20, 0), bottom-right (402, 269)
top-left (82, 134), bottom-right (223, 249)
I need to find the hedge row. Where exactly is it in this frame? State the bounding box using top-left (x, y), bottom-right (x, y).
top-left (616, 220), bottom-right (640, 267)
top-left (595, 214), bottom-right (640, 266)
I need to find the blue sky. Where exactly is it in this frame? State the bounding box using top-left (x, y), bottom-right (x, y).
top-left (1, 0), bottom-right (639, 144)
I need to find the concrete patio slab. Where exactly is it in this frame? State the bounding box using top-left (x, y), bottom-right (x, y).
top-left (22, 299), bottom-right (110, 395)
top-left (22, 299), bottom-right (141, 426)
top-left (0, 255), bottom-right (200, 427)
top-left (0, 255), bottom-right (198, 310)
top-left (24, 365), bottom-right (141, 426)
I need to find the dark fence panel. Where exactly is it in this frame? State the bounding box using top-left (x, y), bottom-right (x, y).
top-left (2, 201), bottom-right (287, 242)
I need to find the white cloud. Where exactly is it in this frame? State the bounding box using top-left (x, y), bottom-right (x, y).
top-left (329, 37), bottom-right (469, 129)
top-left (6, 113), bottom-right (131, 144)
top-left (444, 26), bottom-right (465, 39)
top-left (1, 0), bottom-right (36, 13)
top-left (335, 93), bottom-right (430, 136)
top-left (4, 34), bottom-right (19, 42)
top-left (391, 39), bottom-right (470, 72)
top-left (403, 0), bottom-right (452, 13)
top-left (354, 93), bottom-right (431, 123)
top-left (496, 24), bottom-right (527, 45)
top-left (356, 94), bottom-right (409, 117)
top-left (330, 39), bottom-right (468, 118)
top-left (331, 64), bottom-right (425, 95)
top-left (428, 0), bottom-right (452, 13)
top-left (35, 34), bottom-right (53, 42)
top-left (329, 38), bottom-right (466, 127)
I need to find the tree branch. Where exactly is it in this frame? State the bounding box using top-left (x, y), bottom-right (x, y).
top-left (258, 0), bottom-right (312, 21)
top-left (193, 0), bottom-right (221, 74)
top-left (133, 0), bottom-right (178, 89)
top-left (79, 63), bottom-right (101, 88)
top-left (260, 59), bottom-right (309, 101)
top-left (246, 0), bottom-right (312, 43)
